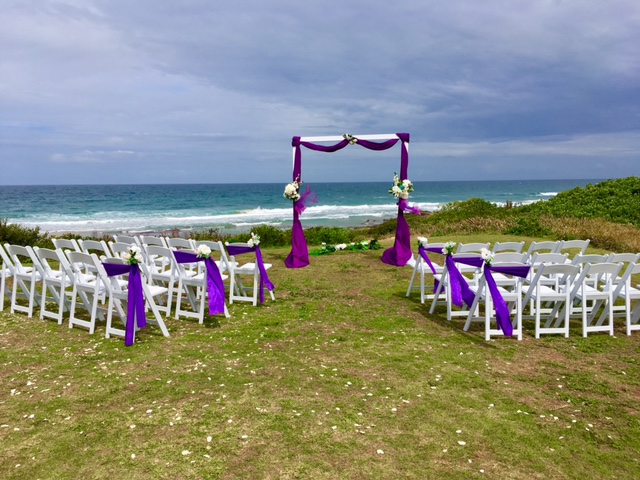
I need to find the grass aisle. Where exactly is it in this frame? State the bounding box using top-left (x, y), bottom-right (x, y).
top-left (1, 243), bottom-right (640, 479)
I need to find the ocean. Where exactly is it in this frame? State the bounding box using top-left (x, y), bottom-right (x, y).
top-left (0, 179), bottom-right (603, 235)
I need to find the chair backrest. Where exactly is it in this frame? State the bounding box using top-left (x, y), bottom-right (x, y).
top-left (108, 241), bottom-right (134, 258)
top-left (525, 263), bottom-right (580, 302)
top-left (558, 239), bottom-right (590, 256)
top-left (52, 238), bottom-right (82, 255)
top-left (167, 237), bottom-right (196, 250)
top-left (112, 235), bottom-right (141, 246)
top-left (143, 245), bottom-right (176, 277)
top-left (492, 252), bottom-right (528, 264)
top-left (570, 262), bottom-right (623, 297)
top-left (197, 240), bottom-right (233, 272)
top-left (492, 241), bottom-right (525, 254)
top-left (456, 242), bottom-right (491, 254)
top-left (0, 243), bottom-right (16, 276)
top-left (609, 262), bottom-right (640, 299)
top-left (99, 257), bottom-right (128, 293)
top-left (79, 239), bottom-right (113, 258)
top-left (526, 240), bottom-right (561, 256)
top-left (607, 252), bottom-right (640, 264)
top-left (5, 244), bottom-right (38, 275)
top-left (34, 247), bottom-right (73, 280)
top-left (67, 251), bottom-right (100, 286)
top-left (529, 252), bottom-right (568, 266)
top-left (571, 254), bottom-right (609, 268)
top-left (141, 236), bottom-right (168, 248)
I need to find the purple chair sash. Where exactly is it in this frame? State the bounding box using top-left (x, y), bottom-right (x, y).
top-left (102, 263), bottom-right (147, 347)
top-left (418, 246), bottom-right (444, 292)
top-left (286, 133), bottom-right (412, 268)
top-left (173, 251), bottom-right (226, 316)
top-left (225, 245), bottom-right (275, 303)
top-left (483, 264), bottom-right (531, 336)
top-left (447, 256), bottom-right (484, 308)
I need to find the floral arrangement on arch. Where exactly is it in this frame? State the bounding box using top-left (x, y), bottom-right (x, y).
top-left (283, 175), bottom-right (302, 201)
top-left (389, 172), bottom-right (414, 200)
top-left (123, 245), bottom-right (143, 265)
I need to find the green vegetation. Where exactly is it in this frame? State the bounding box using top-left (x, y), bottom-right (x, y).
top-left (2, 239), bottom-right (640, 479)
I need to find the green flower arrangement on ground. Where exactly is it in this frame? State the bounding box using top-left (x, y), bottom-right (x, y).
top-left (311, 239), bottom-right (381, 255)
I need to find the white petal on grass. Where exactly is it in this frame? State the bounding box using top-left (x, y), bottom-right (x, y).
top-left (458, 441), bottom-right (466, 446)
top-left (182, 450), bottom-right (191, 456)
top-left (206, 436), bottom-right (212, 443)
top-left (376, 449), bottom-right (384, 455)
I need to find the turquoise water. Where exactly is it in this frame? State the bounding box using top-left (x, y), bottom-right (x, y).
top-left (0, 179), bottom-right (603, 234)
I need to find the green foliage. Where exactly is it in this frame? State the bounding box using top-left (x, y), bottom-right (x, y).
top-left (303, 226), bottom-right (356, 245)
top-left (0, 218), bottom-right (52, 248)
top-left (310, 239), bottom-right (381, 255)
top-left (521, 176), bottom-right (640, 226)
top-left (431, 198), bottom-right (502, 225)
top-left (504, 214), bottom-right (552, 237)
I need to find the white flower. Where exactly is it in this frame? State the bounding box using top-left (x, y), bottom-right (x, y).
top-left (196, 244), bottom-right (212, 258)
top-left (335, 243), bottom-right (347, 250)
top-left (417, 236), bottom-right (429, 248)
top-left (124, 245), bottom-right (143, 264)
top-left (388, 172), bottom-right (414, 200)
top-left (283, 176), bottom-right (302, 201)
top-left (247, 232), bottom-right (260, 248)
top-left (481, 248), bottom-right (494, 265)
top-left (442, 241), bottom-right (456, 255)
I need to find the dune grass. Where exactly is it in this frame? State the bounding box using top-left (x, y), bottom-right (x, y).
top-left (1, 236), bottom-right (640, 479)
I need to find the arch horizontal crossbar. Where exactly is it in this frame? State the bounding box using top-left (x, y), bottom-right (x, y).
top-left (285, 133), bottom-right (415, 269)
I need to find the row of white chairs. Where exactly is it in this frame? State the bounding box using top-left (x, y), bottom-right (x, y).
top-left (407, 240), bottom-right (640, 340)
top-left (0, 236), bottom-right (274, 343)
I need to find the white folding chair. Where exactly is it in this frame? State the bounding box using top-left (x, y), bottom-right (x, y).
top-left (522, 263), bottom-right (580, 338)
top-left (464, 262), bottom-right (529, 341)
top-left (567, 262), bottom-right (623, 337)
top-left (227, 242), bottom-right (275, 306)
top-left (67, 251), bottom-right (108, 334)
top-left (406, 243), bottom-right (445, 304)
top-left (429, 253), bottom-right (483, 321)
top-left (5, 244), bottom-right (42, 318)
top-left (0, 243), bottom-right (17, 312)
top-left (594, 261), bottom-right (640, 335)
top-left (173, 251), bottom-right (230, 323)
top-left (142, 245), bottom-right (179, 311)
top-left (33, 247), bottom-right (74, 324)
top-left (101, 258), bottom-right (171, 342)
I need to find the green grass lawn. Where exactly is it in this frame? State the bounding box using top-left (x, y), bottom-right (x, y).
top-left (1, 238), bottom-right (640, 479)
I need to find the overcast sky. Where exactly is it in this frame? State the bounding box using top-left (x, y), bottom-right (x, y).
top-left (1, 0), bottom-right (639, 185)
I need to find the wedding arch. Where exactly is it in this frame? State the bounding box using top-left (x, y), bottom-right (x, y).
top-left (285, 132), bottom-right (417, 269)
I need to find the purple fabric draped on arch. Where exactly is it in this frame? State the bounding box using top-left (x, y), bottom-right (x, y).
top-left (285, 133), bottom-right (413, 268)
top-left (225, 244), bottom-right (275, 303)
top-left (102, 262), bottom-right (147, 347)
top-left (173, 251), bottom-right (226, 316)
top-left (483, 264), bottom-right (531, 337)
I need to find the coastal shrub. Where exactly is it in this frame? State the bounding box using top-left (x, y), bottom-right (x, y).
top-left (521, 176), bottom-right (640, 227)
top-left (304, 226), bottom-right (356, 246)
top-left (0, 218), bottom-right (51, 248)
top-left (541, 216), bottom-right (640, 253)
top-left (249, 224), bottom-right (289, 246)
top-left (504, 215), bottom-right (553, 237)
